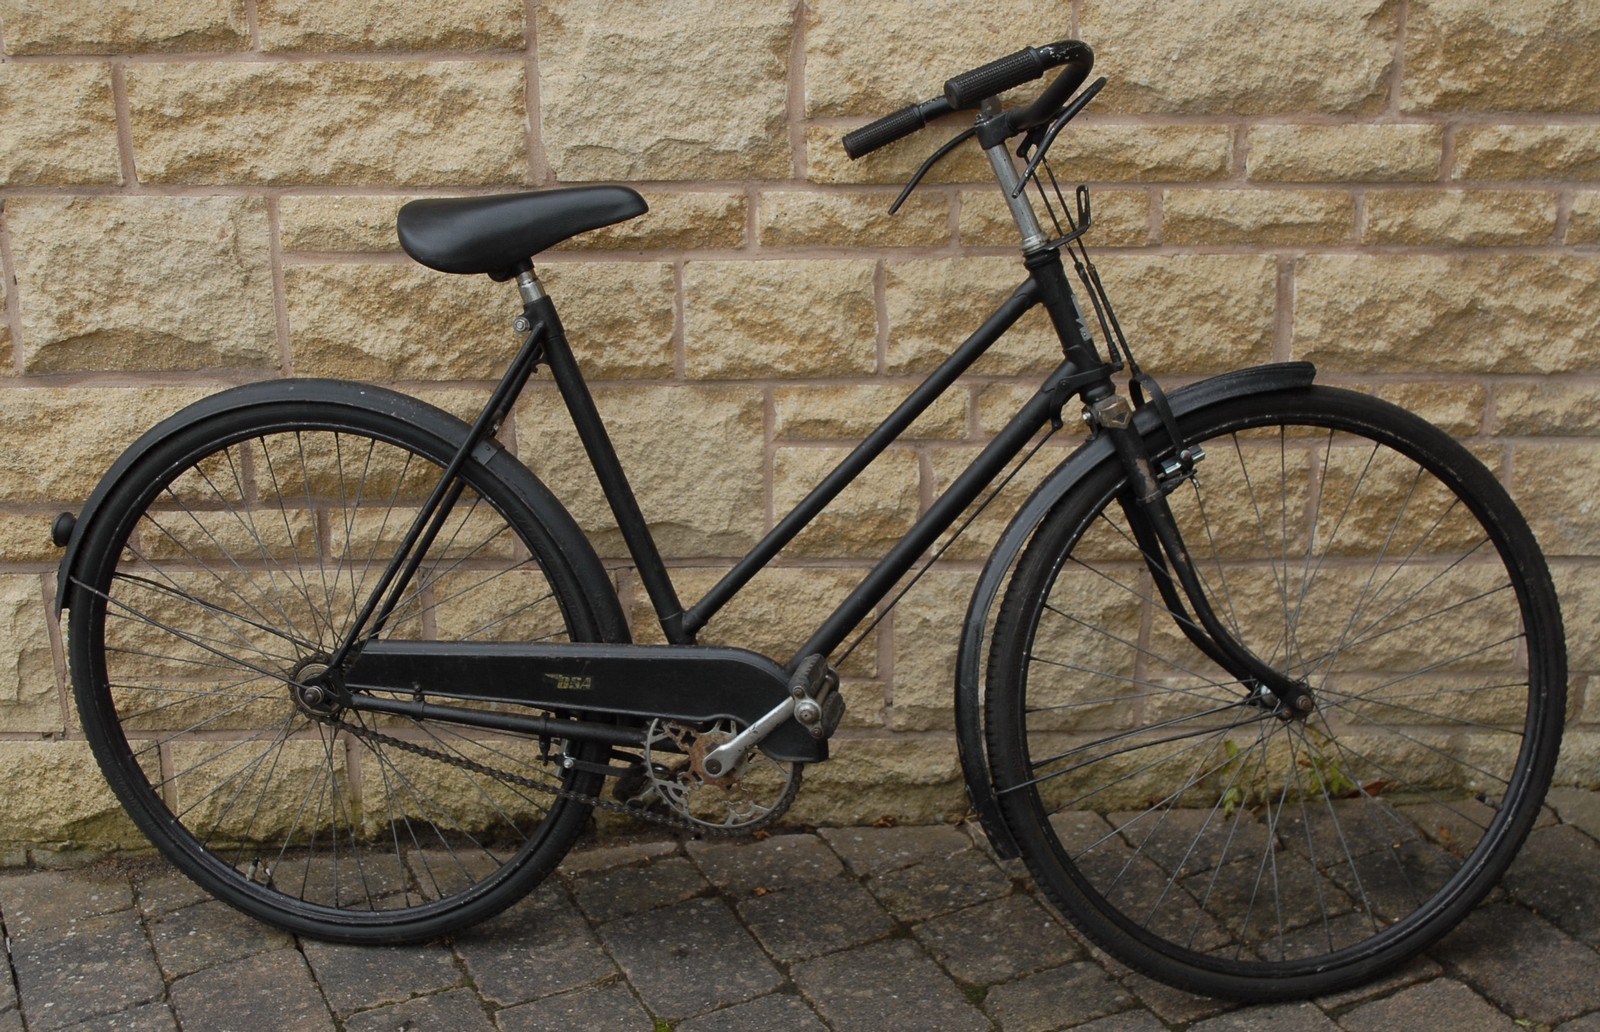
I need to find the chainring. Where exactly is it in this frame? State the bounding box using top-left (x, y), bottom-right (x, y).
top-left (630, 718), bottom-right (803, 834)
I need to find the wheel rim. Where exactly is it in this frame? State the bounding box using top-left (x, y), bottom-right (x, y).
top-left (73, 419), bottom-right (597, 928)
top-left (995, 396), bottom-right (1559, 980)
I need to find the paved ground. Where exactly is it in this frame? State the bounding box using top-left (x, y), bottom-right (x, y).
top-left (1, 788), bottom-right (1599, 1031)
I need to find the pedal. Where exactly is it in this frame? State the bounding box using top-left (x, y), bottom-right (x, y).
top-left (789, 654), bottom-right (845, 740)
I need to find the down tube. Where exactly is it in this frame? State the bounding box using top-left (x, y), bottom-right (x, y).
top-left (790, 364), bottom-right (1075, 668)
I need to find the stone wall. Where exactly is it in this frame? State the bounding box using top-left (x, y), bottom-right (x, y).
top-left (1, 0), bottom-right (1597, 853)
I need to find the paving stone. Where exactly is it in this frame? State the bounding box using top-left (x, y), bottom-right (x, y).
top-left (570, 855), bottom-right (710, 924)
top-left (146, 898), bottom-right (293, 979)
top-left (10, 908), bottom-right (164, 1031)
top-left (819, 824), bottom-right (973, 875)
top-left (1434, 903), bottom-right (1600, 1024)
top-left (53, 1002), bottom-right (176, 1032)
top-left (495, 981), bottom-right (655, 1032)
top-left (453, 885), bottom-right (615, 1007)
top-left (686, 833), bottom-right (844, 895)
top-left (130, 868), bottom-right (213, 918)
top-left (1337, 978), bottom-right (1518, 1032)
top-left (736, 873), bottom-right (895, 962)
top-left (1502, 824), bottom-right (1600, 945)
top-left (1117, 968), bottom-right (1239, 1026)
top-left (168, 949), bottom-right (335, 1031)
top-left (301, 939), bottom-right (462, 1016)
top-left (1312, 953), bottom-right (1442, 1010)
top-left (1185, 1001), bottom-right (1342, 1031)
top-left (0, 1010), bottom-right (22, 1032)
top-left (793, 937), bottom-right (990, 1032)
top-left (1069, 1012), bottom-right (1170, 1032)
top-left (343, 988), bottom-right (495, 1032)
top-left (598, 896), bottom-right (782, 1019)
top-left (0, 869), bottom-right (134, 934)
top-left (864, 849), bottom-right (1015, 922)
top-left (1558, 1013), bottom-right (1600, 1032)
top-left (676, 991), bottom-right (830, 1032)
top-left (557, 835), bottom-right (681, 877)
top-left (983, 961), bottom-right (1136, 1031)
top-left (1547, 788), bottom-right (1600, 841)
top-left (915, 894), bottom-right (1085, 985)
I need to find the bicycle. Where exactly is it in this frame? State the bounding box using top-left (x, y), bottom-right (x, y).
top-left (49, 40), bottom-right (1566, 1002)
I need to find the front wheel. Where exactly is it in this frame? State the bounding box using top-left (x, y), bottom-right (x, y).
top-left (66, 384), bottom-right (616, 943)
top-left (985, 386), bottom-right (1565, 1000)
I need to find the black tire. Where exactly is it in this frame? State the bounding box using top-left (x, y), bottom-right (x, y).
top-left (985, 386), bottom-right (1565, 1000)
top-left (66, 383), bottom-right (617, 943)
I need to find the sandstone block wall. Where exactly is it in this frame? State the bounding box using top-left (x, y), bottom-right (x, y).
top-left (1, 0), bottom-right (1597, 853)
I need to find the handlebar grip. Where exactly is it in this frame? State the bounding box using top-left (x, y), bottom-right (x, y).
top-left (842, 97), bottom-right (954, 159)
top-left (944, 47), bottom-right (1048, 110)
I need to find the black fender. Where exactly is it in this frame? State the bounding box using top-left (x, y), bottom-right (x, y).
top-left (53, 378), bottom-right (630, 645)
top-left (955, 362), bottom-right (1316, 858)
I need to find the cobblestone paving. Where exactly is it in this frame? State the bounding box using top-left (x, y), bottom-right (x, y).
top-left (2, 789), bottom-right (1599, 1031)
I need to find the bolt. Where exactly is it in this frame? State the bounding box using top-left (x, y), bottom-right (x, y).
top-left (513, 316), bottom-right (532, 333)
top-left (704, 759), bottom-right (722, 776)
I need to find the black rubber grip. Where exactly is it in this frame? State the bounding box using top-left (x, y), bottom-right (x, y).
top-left (842, 97), bottom-right (952, 159)
top-left (944, 47), bottom-right (1046, 110)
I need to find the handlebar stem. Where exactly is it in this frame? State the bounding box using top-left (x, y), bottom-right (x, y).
top-left (979, 100), bottom-right (1049, 252)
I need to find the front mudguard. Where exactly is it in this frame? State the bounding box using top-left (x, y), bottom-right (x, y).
top-left (955, 362), bottom-right (1317, 858)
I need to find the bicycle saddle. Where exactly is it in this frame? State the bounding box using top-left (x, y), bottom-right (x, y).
top-left (397, 186), bottom-right (648, 278)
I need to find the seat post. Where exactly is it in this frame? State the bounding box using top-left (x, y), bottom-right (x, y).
top-left (515, 265), bottom-right (546, 305)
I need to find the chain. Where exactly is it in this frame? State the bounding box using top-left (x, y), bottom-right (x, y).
top-left (331, 714), bottom-right (789, 837)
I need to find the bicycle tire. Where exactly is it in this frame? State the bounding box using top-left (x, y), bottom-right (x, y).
top-left (66, 381), bottom-right (618, 943)
top-left (984, 385), bottom-right (1564, 1000)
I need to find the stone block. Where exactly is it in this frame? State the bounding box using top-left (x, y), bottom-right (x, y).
top-left (1516, 445), bottom-right (1600, 557)
top-left (0, 741), bottom-right (142, 848)
top-left (924, 439), bottom-right (1067, 560)
top-left (257, 0), bottom-right (523, 51)
top-left (960, 187), bottom-right (1152, 249)
top-left (0, 576), bottom-right (57, 734)
top-left (286, 261), bottom-right (673, 380)
top-left (773, 383), bottom-right (969, 441)
top-left (771, 444), bottom-right (920, 558)
top-left (804, 0), bottom-right (1065, 117)
top-left (1493, 381), bottom-right (1600, 435)
top-left (0, 515), bottom-right (63, 565)
top-left (278, 195), bottom-right (411, 253)
top-left (556, 191), bottom-right (747, 252)
top-left (804, 123), bottom-right (1000, 187)
top-left (514, 383), bottom-right (765, 557)
top-left (0, 1), bottom-right (248, 54)
top-left (1163, 189), bottom-right (1353, 246)
top-left (887, 568), bottom-right (975, 731)
top-left (627, 566), bottom-right (879, 680)
top-left (1569, 190), bottom-right (1600, 244)
top-left (1049, 124), bottom-right (1235, 183)
top-left (1082, 0), bottom-right (1397, 114)
top-left (1373, 382), bottom-right (1486, 436)
top-left (1454, 126), bottom-right (1600, 181)
top-left (1295, 255), bottom-right (1600, 374)
top-left (683, 259), bottom-right (876, 379)
top-left (1405, 0), bottom-right (1600, 112)
top-left (1248, 124), bottom-right (1444, 183)
top-left (0, 63), bottom-right (120, 186)
top-left (1094, 254), bottom-right (1277, 374)
top-left (539, 0), bottom-right (792, 181)
top-left (886, 256), bottom-right (1058, 375)
top-left (0, 387), bottom-right (210, 504)
top-left (127, 61), bottom-right (527, 185)
top-left (787, 737), bottom-right (966, 825)
top-left (758, 191), bottom-right (950, 249)
top-left (1365, 189), bottom-right (1557, 246)
top-left (7, 197), bottom-right (276, 373)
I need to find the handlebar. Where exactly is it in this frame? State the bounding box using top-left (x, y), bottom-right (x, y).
top-left (842, 39), bottom-right (1095, 160)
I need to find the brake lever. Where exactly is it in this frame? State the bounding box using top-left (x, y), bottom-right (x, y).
top-left (888, 126), bottom-right (979, 215)
top-left (1010, 76), bottom-right (1107, 198)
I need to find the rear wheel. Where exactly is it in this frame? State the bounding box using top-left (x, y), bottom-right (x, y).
top-left (67, 385), bottom-right (613, 943)
top-left (986, 386), bottom-right (1564, 999)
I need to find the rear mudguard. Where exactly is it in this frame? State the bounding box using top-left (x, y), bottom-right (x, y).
top-left (52, 378), bottom-right (631, 645)
top-left (955, 362), bottom-right (1316, 858)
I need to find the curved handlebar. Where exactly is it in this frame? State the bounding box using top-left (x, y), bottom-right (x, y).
top-left (842, 39), bottom-right (1095, 160)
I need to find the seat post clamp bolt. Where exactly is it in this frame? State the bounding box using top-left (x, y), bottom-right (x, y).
top-left (513, 315), bottom-right (532, 334)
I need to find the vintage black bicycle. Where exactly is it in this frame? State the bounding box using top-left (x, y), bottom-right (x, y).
top-left (51, 40), bottom-right (1566, 1001)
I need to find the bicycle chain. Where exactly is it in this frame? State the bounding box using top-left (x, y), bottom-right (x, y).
top-left (332, 715), bottom-right (790, 837)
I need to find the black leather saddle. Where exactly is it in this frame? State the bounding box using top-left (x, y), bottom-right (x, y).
top-left (397, 186), bottom-right (648, 279)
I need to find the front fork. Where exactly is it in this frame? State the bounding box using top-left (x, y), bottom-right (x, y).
top-left (1088, 394), bottom-right (1317, 719)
